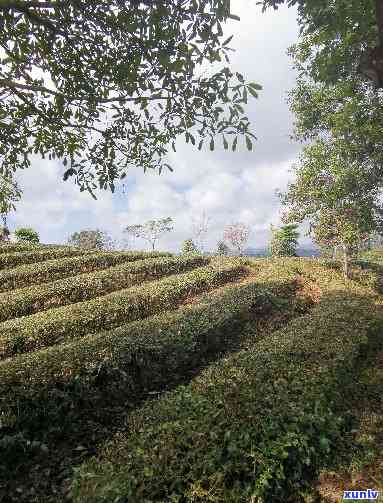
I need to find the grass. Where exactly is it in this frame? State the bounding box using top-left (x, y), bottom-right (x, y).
top-left (0, 245), bottom-right (382, 502)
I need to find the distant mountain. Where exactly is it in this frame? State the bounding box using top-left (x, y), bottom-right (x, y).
top-left (242, 247), bottom-right (320, 257)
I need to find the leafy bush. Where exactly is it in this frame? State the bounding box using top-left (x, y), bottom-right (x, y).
top-left (71, 262), bottom-right (377, 503)
top-left (217, 240), bottom-right (230, 255)
top-left (68, 229), bottom-right (113, 250)
top-left (0, 250), bottom-right (171, 293)
top-left (181, 239), bottom-right (199, 255)
top-left (0, 255), bottom-right (208, 322)
top-left (0, 259), bottom-right (246, 359)
top-left (14, 227), bottom-right (39, 244)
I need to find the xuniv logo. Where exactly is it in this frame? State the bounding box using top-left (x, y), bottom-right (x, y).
top-left (343, 490), bottom-right (380, 500)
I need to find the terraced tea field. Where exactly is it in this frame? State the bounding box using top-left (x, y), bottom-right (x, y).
top-left (0, 244), bottom-right (382, 502)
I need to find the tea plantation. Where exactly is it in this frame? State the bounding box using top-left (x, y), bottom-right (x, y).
top-left (0, 244), bottom-right (382, 502)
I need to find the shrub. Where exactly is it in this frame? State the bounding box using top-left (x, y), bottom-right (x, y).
top-left (68, 229), bottom-right (113, 250)
top-left (14, 227), bottom-right (39, 244)
top-left (217, 240), bottom-right (230, 255)
top-left (181, 239), bottom-right (199, 255)
top-left (0, 259), bottom-right (246, 359)
top-left (0, 255), bottom-right (208, 322)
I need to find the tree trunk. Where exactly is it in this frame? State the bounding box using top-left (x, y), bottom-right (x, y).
top-left (359, 0), bottom-right (383, 87)
top-left (151, 241), bottom-right (155, 251)
top-left (377, 0), bottom-right (383, 46)
top-left (343, 244), bottom-right (350, 280)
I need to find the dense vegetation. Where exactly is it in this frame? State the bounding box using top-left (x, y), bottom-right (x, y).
top-left (0, 243), bottom-right (381, 502)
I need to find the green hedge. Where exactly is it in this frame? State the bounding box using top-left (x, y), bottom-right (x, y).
top-left (0, 243), bottom-right (71, 255)
top-left (0, 247), bottom-right (92, 269)
top-left (0, 271), bottom-right (302, 439)
top-left (0, 250), bottom-right (172, 293)
top-left (0, 255), bottom-right (207, 322)
top-left (71, 264), bottom-right (378, 503)
top-left (0, 259), bottom-right (246, 359)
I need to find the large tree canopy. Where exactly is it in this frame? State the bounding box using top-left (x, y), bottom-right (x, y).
top-left (262, 0), bottom-right (383, 88)
top-left (280, 139), bottom-right (383, 277)
top-left (0, 0), bottom-right (259, 196)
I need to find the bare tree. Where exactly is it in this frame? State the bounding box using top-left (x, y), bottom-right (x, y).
top-left (223, 222), bottom-right (250, 256)
top-left (124, 217), bottom-right (173, 251)
top-left (191, 211), bottom-right (211, 254)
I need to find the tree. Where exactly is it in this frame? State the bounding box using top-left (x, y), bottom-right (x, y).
top-left (0, 1), bottom-right (260, 196)
top-left (68, 229), bottom-right (113, 250)
top-left (269, 223), bottom-right (299, 257)
top-left (191, 211), bottom-right (211, 254)
top-left (14, 227), bottom-right (39, 243)
top-left (280, 140), bottom-right (383, 278)
top-left (261, 0), bottom-right (383, 89)
top-left (223, 222), bottom-right (250, 255)
top-left (124, 217), bottom-right (173, 251)
top-left (181, 238), bottom-right (198, 255)
top-left (0, 225), bottom-right (10, 242)
top-left (0, 173), bottom-right (22, 229)
top-left (216, 239), bottom-right (230, 255)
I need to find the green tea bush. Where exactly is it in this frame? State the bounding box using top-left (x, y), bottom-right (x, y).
top-left (0, 247), bottom-right (90, 269)
top-left (0, 250), bottom-right (171, 293)
top-left (0, 259), bottom-right (246, 359)
top-left (0, 274), bottom-right (301, 441)
top-left (71, 263), bottom-right (377, 503)
top-left (0, 243), bottom-right (74, 255)
top-left (0, 255), bottom-right (208, 322)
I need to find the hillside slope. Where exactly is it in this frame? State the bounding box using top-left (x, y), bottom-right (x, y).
top-left (0, 245), bottom-right (382, 502)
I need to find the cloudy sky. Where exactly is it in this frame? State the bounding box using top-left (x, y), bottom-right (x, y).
top-left (9, 1), bottom-right (308, 253)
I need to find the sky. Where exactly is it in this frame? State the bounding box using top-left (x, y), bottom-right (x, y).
top-left (8, 1), bottom-right (308, 253)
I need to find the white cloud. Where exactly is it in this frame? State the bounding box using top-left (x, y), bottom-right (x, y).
top-left (7, 2), bottom-right (314, 253)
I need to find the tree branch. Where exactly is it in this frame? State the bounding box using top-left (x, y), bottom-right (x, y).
top-left (0, 78), bottom-right (172, 103)
top-left (0, 1), bottom-right (61, 11)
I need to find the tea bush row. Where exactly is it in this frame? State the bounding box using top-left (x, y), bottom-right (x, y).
top-left (72, 263), bottom-right (378, 503)
top-left (0, 243), bottom-right (71, 255)
top-left (0, 247), bottom-right (92, 269)
top-left (0, 255), bottom-right (207, 322)
top-left (0, 250), bottom-right (172, 293)
top-left (0, 259), bottom-right (246, 360)
top-left (0, 271), bottom-right (301, 440)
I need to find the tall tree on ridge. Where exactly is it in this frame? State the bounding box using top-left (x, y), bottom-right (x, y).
top-left (0, 173), bottom-right (22, 232)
